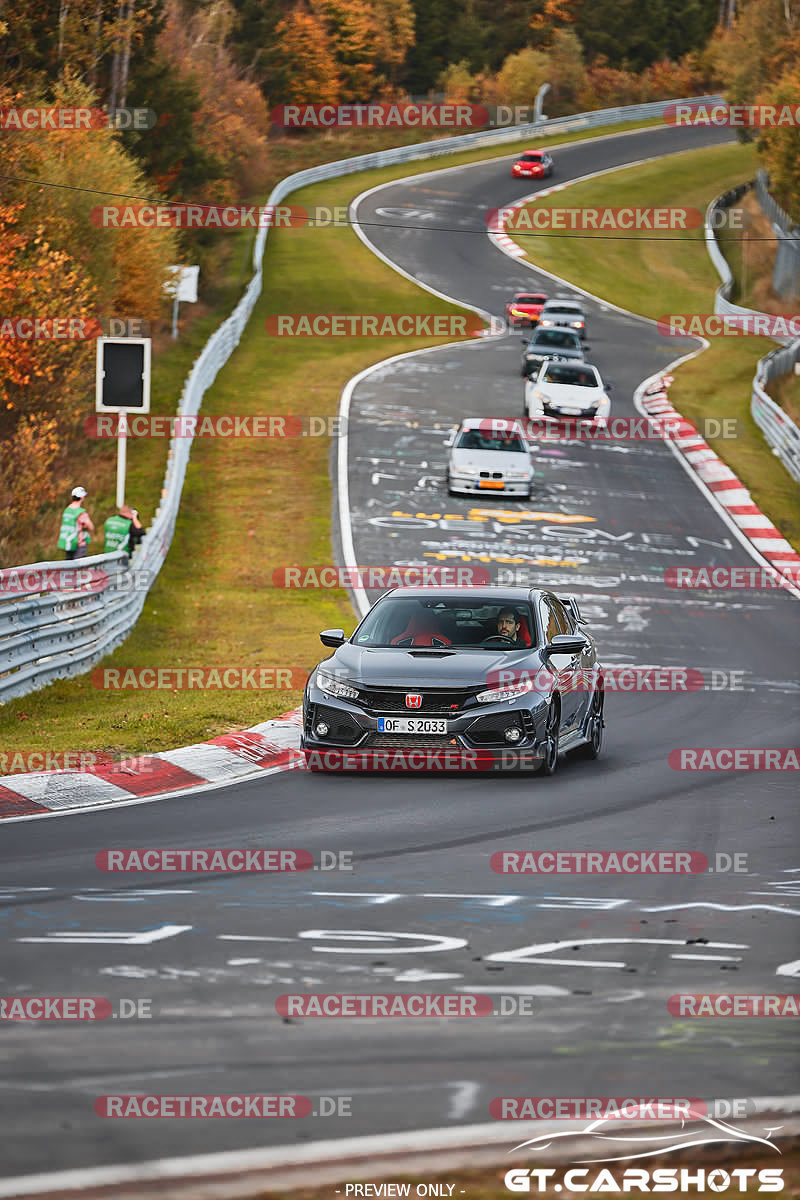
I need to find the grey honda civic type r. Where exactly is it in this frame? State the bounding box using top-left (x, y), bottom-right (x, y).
top-left (302, 587), bottom-right (605, 773)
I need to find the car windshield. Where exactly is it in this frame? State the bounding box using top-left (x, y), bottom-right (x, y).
top-left (541, 364), bottom-right (598, 387)
top-left (455, 430), bottom-right (526, 452)
top-left (530, 329), bottom-right (580, 348)
top-left (544, 306), bottom-right (581, 316)
top-left (353, 597), bottom-right (538, 650)
top-left (521, 154), bottom-right (542, 162)
top-left (516, 295), bottom-right (546, 305)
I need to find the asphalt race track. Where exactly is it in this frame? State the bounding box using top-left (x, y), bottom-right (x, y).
top-left (1, 124), bottom-right (798, 1182)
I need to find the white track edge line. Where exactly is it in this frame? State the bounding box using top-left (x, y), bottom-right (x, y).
top-left (2, 1099), bottom-right (799, 1197)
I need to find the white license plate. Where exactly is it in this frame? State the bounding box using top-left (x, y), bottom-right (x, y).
top-left (559, 407), bottom-right (581, 415)
top-left (377, 717), bottom-right (448, 734)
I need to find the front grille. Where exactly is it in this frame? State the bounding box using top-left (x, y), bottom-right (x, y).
top-left (543, 404), bottom-right (596, 419)
top-left (360, 689), bottom-right (476, 714)
top-left (310, 704), bottom-right (363, 746)
top-left (479, 470), bottom-right (503, 479)
top-left (364, 734), bottom-right (459, 749)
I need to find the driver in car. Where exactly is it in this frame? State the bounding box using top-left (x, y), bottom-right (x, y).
top-left (494, 608), bottom-right (524, 646)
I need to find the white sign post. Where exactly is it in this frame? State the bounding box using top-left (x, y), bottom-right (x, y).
top-left (164, 265), bottom-right (199, 339)
top-left (95, 337), bottom-right (151, 508)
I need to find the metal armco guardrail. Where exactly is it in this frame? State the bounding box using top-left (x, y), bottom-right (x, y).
top-left (752, 343), bottom-right (800, 483)
top-left (705, 186), bottom-right (800, 482)
top-left (0, 94), bottom-right (723, 703)
top-left (755, 168), bottom-right (800, 301)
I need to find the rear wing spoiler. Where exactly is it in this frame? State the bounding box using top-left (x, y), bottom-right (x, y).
top-left (559, 594), bottom-right (587, 625)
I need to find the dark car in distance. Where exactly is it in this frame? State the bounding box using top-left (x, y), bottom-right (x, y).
top-left (521, 326), bottom-right (587, 377)
top-left (302, 588), bottom-right (605, 774)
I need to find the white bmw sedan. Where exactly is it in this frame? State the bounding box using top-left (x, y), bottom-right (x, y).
top-left (447, 419), bottom-right (533, 498)
top-left (524, 360), bottom-right (611, 422)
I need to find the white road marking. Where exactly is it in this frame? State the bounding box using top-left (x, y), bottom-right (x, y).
top-left (16, 924), bottom-right (191, 945)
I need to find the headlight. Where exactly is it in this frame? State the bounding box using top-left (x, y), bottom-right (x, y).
top-left (316, 672), bottom-right (359, 701)
top-left (540, 318), bottom-right (553, 326)
top-left (532, 390), bottom-right (546, 401)
top-left (454, 464), bottom-right (480, 478)
top-left (570, 321), bottom-right (584, 329)
top-left (506, 467), bottom-right (531, 479)
top-left (477, 678), bottom-right (537, 704)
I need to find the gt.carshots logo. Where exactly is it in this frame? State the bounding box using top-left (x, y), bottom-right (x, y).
top-left (264, 314), bottom-right (485, 338)
top-left (504, 1167), bottom-right (784, 1192)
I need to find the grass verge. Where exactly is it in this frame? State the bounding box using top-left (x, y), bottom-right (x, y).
top-left (508, 144), bottom-right (800, 549)
top-left (0, 118), bottom-right (736, 763)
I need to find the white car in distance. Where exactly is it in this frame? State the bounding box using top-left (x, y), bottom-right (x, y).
top-left (447, 418), bottom-right (533, 498)
top-left (525, 360), bottom-right (612, 422)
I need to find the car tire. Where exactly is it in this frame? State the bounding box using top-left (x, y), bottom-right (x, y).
top-left (535, 700), bottom-right (560, 776)
top-left (578, 691), bottom-right (604, 760)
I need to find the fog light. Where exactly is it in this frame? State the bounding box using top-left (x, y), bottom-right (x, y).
top-left (315, 721), bottom-right (330, 738)
top-left (504, 727), bottom-right (521, 743)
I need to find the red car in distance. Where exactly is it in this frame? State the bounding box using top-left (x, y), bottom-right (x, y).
top-left (505, 291), bottom-right (549, 329)
top-left (511, 149), bottom-right (554, 179)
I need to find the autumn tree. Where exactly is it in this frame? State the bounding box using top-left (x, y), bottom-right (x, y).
top-left (269, 6), bottom-right (340, 106)
top-left (756, 66), bottom-right (800, 220)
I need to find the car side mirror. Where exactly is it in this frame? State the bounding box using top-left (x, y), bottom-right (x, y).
top-left (320, 628), bottom-right (346, 647)
top-left (543, 633), bottom-right (588, 657)
top-left (605, 381), bottom-right (613, 390)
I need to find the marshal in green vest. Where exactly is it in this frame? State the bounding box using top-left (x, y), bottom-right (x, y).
top-left (57, 505), bottom-right (90, 552)
top-left (104, 513), bottom-right (133, 553)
